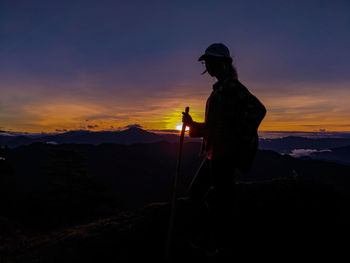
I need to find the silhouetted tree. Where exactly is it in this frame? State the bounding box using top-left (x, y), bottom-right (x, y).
top-left (38, 146), bottom-right (116, 227)
top-left (41, 147), bottom-right (104, 198)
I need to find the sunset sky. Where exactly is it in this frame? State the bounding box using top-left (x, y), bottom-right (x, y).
top-left (1, 0), bottom-right (350, 134)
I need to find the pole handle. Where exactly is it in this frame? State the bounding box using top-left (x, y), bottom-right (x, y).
top-left (180, 106), bottom-right (189, 141)
top-left (180, 106), bottom-right (190, 135)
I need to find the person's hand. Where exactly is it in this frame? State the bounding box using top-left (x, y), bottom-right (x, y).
top-left (182, 111), bottom-right (193, 126)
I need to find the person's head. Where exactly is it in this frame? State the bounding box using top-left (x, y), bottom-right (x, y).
top-left (198, 43), bottom-right (238, 79)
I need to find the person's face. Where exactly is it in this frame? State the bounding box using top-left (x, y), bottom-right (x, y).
top-left (203, 57), bottom-right (225, 77)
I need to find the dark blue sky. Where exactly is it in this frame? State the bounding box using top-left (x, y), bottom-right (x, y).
top-left (1, 0), bottom-right (350, 133)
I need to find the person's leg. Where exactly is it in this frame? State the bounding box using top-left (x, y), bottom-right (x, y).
top-left (188, 157), bottom-right (212, 203)
top-left (210, 157), bottom-right (236, 212)
top-left (209, 157), bottom-right (236, 257)
top-left (187, 157), bottom-right (212, 247)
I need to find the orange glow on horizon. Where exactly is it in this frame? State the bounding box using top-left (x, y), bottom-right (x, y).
top-left (2, 82), bottom-right (350, 134)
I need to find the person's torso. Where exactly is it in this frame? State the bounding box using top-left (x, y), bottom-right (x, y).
top-left (201, 75), bottom-right (257, 160)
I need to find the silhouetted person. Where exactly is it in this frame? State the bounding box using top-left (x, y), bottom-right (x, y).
top-left (182, 43), bottom-right (266, 256)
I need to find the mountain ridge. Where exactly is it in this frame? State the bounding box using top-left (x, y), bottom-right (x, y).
top-left (0, 127), bottom-right (201, 148)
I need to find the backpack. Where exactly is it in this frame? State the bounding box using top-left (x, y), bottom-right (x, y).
top-left (234, 81), bottom-right (266, 173)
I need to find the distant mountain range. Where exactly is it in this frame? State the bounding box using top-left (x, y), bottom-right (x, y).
top-left (2, 127), bottom-right (350, 151)
top-left (259, 136), bottom-right (350, 165)
top-left (3, 141), bottom-right (350, 208)
top-left (259, 136), bottom-right (350, 153)
top-left (1, 127), bottom-right (349, 166)
top-left (0, 127), bottom-right (201, 148)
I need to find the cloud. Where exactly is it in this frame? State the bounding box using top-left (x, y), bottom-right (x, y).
top-left (87, 125), bottom-right (99, 129)
top-left (258, 81), bottom-right (350, 131)
top-left (290, 148), bottom-right (332, 158)
top-left (259, 130), bottom-right (350, 139)
top-left (149, 129), bottom-right (180, 134)
top-left (46, 141), bottom-right (58, 145)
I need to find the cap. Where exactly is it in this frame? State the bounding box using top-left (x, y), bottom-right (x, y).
top-left (198, 43), bottom-right (231, 61)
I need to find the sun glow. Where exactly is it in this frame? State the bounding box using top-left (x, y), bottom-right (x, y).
top-left (176, 124), bottom-right (189, 131)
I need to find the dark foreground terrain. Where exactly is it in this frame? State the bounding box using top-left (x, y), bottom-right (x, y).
top-left (1, 178), bottom-right (349, 262)
top-left (1, 142), bottom-right (350, 262)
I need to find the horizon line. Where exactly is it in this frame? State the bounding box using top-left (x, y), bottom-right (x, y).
top-left (2, 128), bottom-right (350, 137)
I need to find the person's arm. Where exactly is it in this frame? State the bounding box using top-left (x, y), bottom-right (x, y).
top-left (188, 121), bottom-right (208, 138)
top-left (183, 110), bottom-right (210, 138)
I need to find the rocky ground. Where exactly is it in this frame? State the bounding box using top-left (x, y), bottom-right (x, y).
top-left (1, 179), bottom-right (349, 262)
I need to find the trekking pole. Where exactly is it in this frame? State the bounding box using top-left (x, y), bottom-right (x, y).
top-left (165, 106), bottom-right (189, 262)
